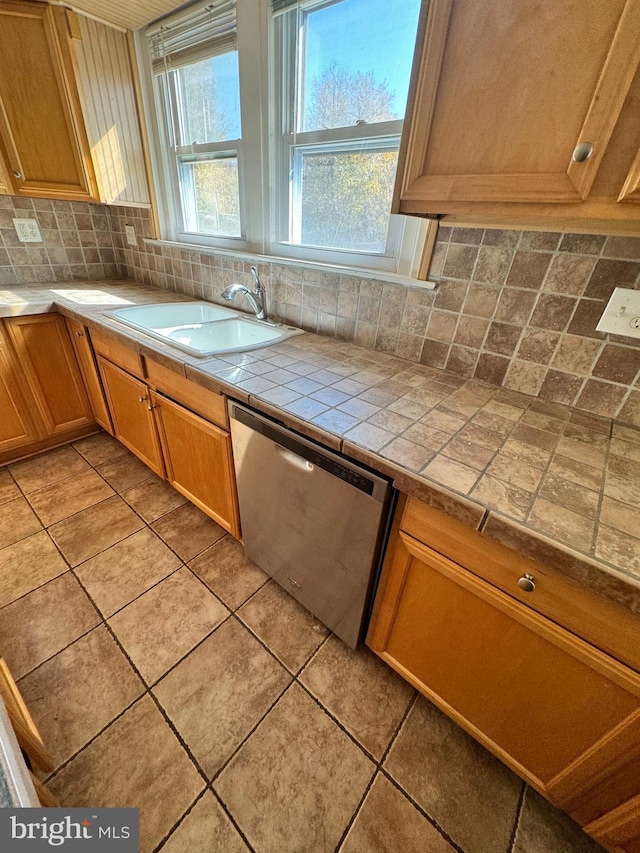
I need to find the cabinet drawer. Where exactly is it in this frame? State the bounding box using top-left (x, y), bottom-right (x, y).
top-left (401, 497), bottom-right (640, 674)
top-left (368, 530), bottom-right (640, 799)
top-left (91, 329), bottom-right (144, 379)
top-left (146, 359), bottom-right (227, 429)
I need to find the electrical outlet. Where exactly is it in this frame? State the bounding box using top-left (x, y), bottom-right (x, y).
top-left (596, 287), bottom-right (640, 340)
top-left (13, 218), bottom-right (42, 243)
top-left (124, 224), bottom-right (137, 247)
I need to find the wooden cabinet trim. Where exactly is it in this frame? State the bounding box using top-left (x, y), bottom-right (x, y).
top-left (0, 659), bottom-right (53, 776)
top-left (619, 148), bottom-right (640, 202)
top-left (586, 793), bottom-right (640, 851)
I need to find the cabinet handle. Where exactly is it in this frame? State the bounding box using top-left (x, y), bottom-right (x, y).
top-left (138, 395), bottom-right (147, 403)
top-left (12, 170), bottom-right (22, 178)
top-left (75, 331), bottom-right (84, 337)
top-left (517, 574), bottom-right (535, 593)
top-left (572, 142), bottom-right (594, 163)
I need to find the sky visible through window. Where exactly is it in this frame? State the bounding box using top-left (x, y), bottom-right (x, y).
top-left (303, 0), bottom-right (421, 125)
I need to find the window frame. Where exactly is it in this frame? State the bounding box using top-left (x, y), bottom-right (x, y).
top-left (138, 0), bottom-right (432, 278)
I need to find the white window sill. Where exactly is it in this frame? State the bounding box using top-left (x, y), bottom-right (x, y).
top-left (143, 239), bottom-right (437, 291)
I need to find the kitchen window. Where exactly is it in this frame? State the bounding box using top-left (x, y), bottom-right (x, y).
top-left (144, 0), bottom-right (427, 276)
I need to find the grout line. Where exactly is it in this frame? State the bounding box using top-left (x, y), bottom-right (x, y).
top-left (380, 768), bottom-right (467, 853)
top-left (507, 782), bottom-right (527, 853)
top-left (150, 788), bottom-right (210, 853)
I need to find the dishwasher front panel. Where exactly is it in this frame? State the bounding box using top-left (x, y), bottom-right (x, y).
top-left (229, 403), bottom-right (392, 648)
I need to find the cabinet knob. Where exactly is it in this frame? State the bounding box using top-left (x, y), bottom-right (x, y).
top-left (138, 395), bottom-right (147, 403)
top-left (75, 331), bottom-right (84, 337)
top-left (572, 142), bottom-right (594, 163)
top-left (12, 170), bottom-right (22, 178)
top-left (517, 574), bottom-right (535, 593)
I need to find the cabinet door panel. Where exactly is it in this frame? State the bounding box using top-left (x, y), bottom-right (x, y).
top-left (98, 357), bottom-right (164, 477)
top-left (5, 314), bottom-right (93, 436)
top-left (0, 2), bottom-right (95, 199)
top-left (0, 324), bottom-right (42, 454)
top-left (152, 391), bottom-right (240, 538)
top-left (66, 318), bottom-right (113, 435)
top-left (398, 0), bottom-right (640, 206)
top-left (368, 531), bottom-right (640, 791)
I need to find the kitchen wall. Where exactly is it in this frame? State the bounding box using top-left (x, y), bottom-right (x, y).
top-left (2, 193), bottom-right (639, 425)
top-left (0, 195), bottom-right (118, 285)
top-left (108, 205), bottom-right (640, 425)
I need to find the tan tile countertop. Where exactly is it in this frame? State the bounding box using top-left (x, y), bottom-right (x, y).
top-left (2, 281), bottom-right (639, 616)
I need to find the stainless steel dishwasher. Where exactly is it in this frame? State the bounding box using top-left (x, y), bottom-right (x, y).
top-left (229, 402), bottom-right (394, 648)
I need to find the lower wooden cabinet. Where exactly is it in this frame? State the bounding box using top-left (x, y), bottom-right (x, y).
top-left (66, 317), bottom-right (113, 435)
top-left (97, 356), bottom-right (165, 477)
top-left (0, 322), bottom-right (42, 456)
top-left (368, 497), bottom-right (640, 853)
top-left (5, 314), bottom-right (93, 436)
top-left (94, 344), bottom-right (240, 538)
top-left (0, 314), bottom-right (96, 464)
top-left (151, 391), bottom-right (240, 537)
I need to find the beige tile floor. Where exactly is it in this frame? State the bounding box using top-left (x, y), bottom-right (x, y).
top-left (0, 435), bottom-right (605, 853)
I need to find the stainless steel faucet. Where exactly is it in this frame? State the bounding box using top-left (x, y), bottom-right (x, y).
top-left (221, 266), bottom-right (267, 321)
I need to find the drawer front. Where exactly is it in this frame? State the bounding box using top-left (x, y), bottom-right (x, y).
top-left (90, 329), bottom-right (144, 379)
top-left (368, 531), bottom-right (640, 791)
top-left (146, 359), bottom-right (227, 429)
top-left (401, 497), bottom-right (640, 673)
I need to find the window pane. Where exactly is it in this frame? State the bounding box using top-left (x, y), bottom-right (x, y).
top-left (301, 0), bottom-right (421, 132)
top-left (172, 52), bottom-right (241, 145)
top-left (295, 145), bottom-right (398, 252)
top-left (179, 155), bottom-right (241, 237)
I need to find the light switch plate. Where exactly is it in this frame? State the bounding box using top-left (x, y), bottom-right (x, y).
top-left (596, 287), bottom-right (640, 339)
top-left (12, 218), bottom-right (42, 243)
top-left (124, 224), bottom-right (137, 247)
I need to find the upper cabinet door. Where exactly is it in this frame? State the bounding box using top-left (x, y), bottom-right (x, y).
top-left (396, 0), bottom-right (640, 209)
top-left (0, 1), bottom-right (97, 200)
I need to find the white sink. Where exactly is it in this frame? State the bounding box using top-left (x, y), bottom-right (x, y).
top-left (111, 301), bottom-right (237, 329)
top-left (109, 301), bottom-right (303, 356)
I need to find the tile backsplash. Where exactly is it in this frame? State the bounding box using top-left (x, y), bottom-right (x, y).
top-left (0, 195), bottom-right (118, 284)
top-left (2, 193), bottom-right (640, 425)
top-left (109, 206), bottom-right (640, 425)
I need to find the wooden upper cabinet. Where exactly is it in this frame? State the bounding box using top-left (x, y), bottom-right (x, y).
top-left (5, 314), bottom-right (94, 436)
top-left (0, 1), bottom-right (97, 200)
top-left (0, 1), bottom-right (150, 207)
top-left (395, 0), bottom-right (640, 231)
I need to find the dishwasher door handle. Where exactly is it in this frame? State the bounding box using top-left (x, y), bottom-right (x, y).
top-left (275, 445), bottom-right (314, 473)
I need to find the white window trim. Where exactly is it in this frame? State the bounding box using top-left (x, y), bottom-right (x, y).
top-left (135, 0), bottom-right (435, 279)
